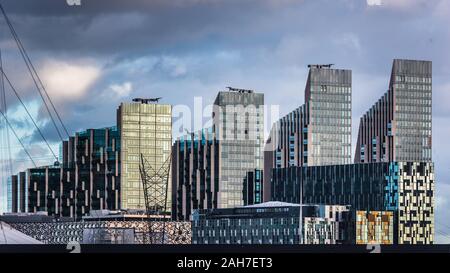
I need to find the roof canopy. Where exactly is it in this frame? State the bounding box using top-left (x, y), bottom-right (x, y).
top-left (0, 222), bottom-right (43, 244)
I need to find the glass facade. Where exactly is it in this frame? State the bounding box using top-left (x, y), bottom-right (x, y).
top-left (393, 60), bottom-right (432, 162)
top-left (18, 172), bottom-right (26, 213)
top-left (8, 173), bottom-right (23, 213)
top-left (265, 65), bottom-right (351, 201)
top-left (6, 176), bottom-right (12, 213)
top-left (307, 67), bottom-right (352, 166)
top-left (66, 127), bottom-right (121, 217)
top-left (213, 91), bottom-right (264, 208)
top-left (11, 101), bottom-right (173, 218)
top-left (271, 161), bottom-right (434, 244)
top-left (355, 59), bottom-right (432, 163)
top-left (172, 127), bottom-right (219, 221)
top-left (242, 169), bottom-right (263, 206)
top-left (28, 166), bottom-right (61, 215)
top-left (192, 202), bottom-right (352, 244)
top-left (118, 102), bottom-right (172, 211)
top-left (355, 211), bottom-right (394, 244)
top-left (173, 91), bottom-right (264, 219)
top-left (9, 126), bottom-right (121, 219)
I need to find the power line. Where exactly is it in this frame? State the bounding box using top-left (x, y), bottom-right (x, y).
top-left (0, 222), bottom-right (8, 244)
top-left (435, 229), bottom-right (450, 241)
top-left (434, 222), bottom-right (450, 242)
top-left (435, 221), bottom-right (450, 234)
top-left (0, 4), bottom-right (70, 142)
top-left (0, 68), bottom-right (58, 161)
top-left (0, 8), bottom-right (63, 142)
top-left (0, 45), bottom-right (13, 198)
top-left (0, 107), bottom-right (36, 168)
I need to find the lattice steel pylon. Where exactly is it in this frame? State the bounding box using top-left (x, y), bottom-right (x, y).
top-left (139, 152), bottom-right (171, 244)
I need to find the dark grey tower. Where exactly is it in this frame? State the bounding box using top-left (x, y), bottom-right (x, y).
top-left (213, 89), bottom-right (265, 208)
top-left (264, 64), bottom-right (352, 201)
top-left (355, 59), bottom-right (432, 163)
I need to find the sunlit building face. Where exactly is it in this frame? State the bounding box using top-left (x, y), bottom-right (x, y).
top-left (118, 103), bottom-right (172, 211)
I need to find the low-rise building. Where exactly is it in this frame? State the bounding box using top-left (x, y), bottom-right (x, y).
top-left (192, 201), bottom-right (352, 244)
top-left (3, 210), bottom-right (190, 244)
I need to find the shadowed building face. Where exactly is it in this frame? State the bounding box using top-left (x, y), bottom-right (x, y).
top-left (355, 59), bottom-right (432, 163)
top-left (213, 91), bottom-right (264, 209)
top-left (264, 65), bottom-right (351, 201)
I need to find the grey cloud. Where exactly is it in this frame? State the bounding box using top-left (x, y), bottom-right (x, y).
top-left (0, 0), bottom-right (302, 57)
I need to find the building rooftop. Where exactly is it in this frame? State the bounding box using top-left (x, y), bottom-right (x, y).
top-left (82, 209), bottom-right (171, 221)
top-left (241, 201), bottom-right (301, 208)
top-left (0, 212), bottom-right (73, 223)
top-left (241, 201), bottom-right (349, 209)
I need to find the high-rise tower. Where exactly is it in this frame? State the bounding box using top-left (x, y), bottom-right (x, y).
top-left (264, 65), bottom-right (352, 201)
top-left (212, 89), bottom-right (264, 208)
top-left (355, 59), bottom-right (432, 163)
top-left (118, 102), bottom-right (172, 211)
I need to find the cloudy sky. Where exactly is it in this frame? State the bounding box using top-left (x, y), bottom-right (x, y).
top-left (0, 0), bottom-right (449, 242)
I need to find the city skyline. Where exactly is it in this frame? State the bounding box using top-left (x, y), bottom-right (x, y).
top-left (1, 60), bottom-right (436, 245)
top-left (0, 0), bottom-right (449, 243)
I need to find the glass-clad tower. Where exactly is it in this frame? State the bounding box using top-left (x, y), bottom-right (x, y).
top-left (213, 90), bottom-right (264, 208)
top-left (305, 65), bottom-right (352, 166)
top-left (171, 127), bottom-right (219, 220)
top-left (6, 176), bottom-right (12, 213)
top-left (172, 89), bottom-right (264, 220)
top-left (355, 59), bottom-right (432, 163)
top-left (118, 102), bottom-right (172, 211)
top-left (265, 64), bottom-right (351, 201)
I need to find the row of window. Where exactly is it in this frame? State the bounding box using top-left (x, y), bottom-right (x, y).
top-left (122, 131), bottom-right (171, 138)
top-left (311, 101), bottom-right (351, 110)
top-left (121, 115), bottom-right (171, 122)
top-left (395, 75), bottom-right (431, 84)
top-left (310, 85), bottom-right (351, 94)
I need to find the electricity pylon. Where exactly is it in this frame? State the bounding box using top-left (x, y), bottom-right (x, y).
top-left (139, 152), bottom-right (171, 244)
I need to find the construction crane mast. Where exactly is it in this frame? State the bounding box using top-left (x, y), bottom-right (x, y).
top-left (0, 3), bottom-right (70, 196)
